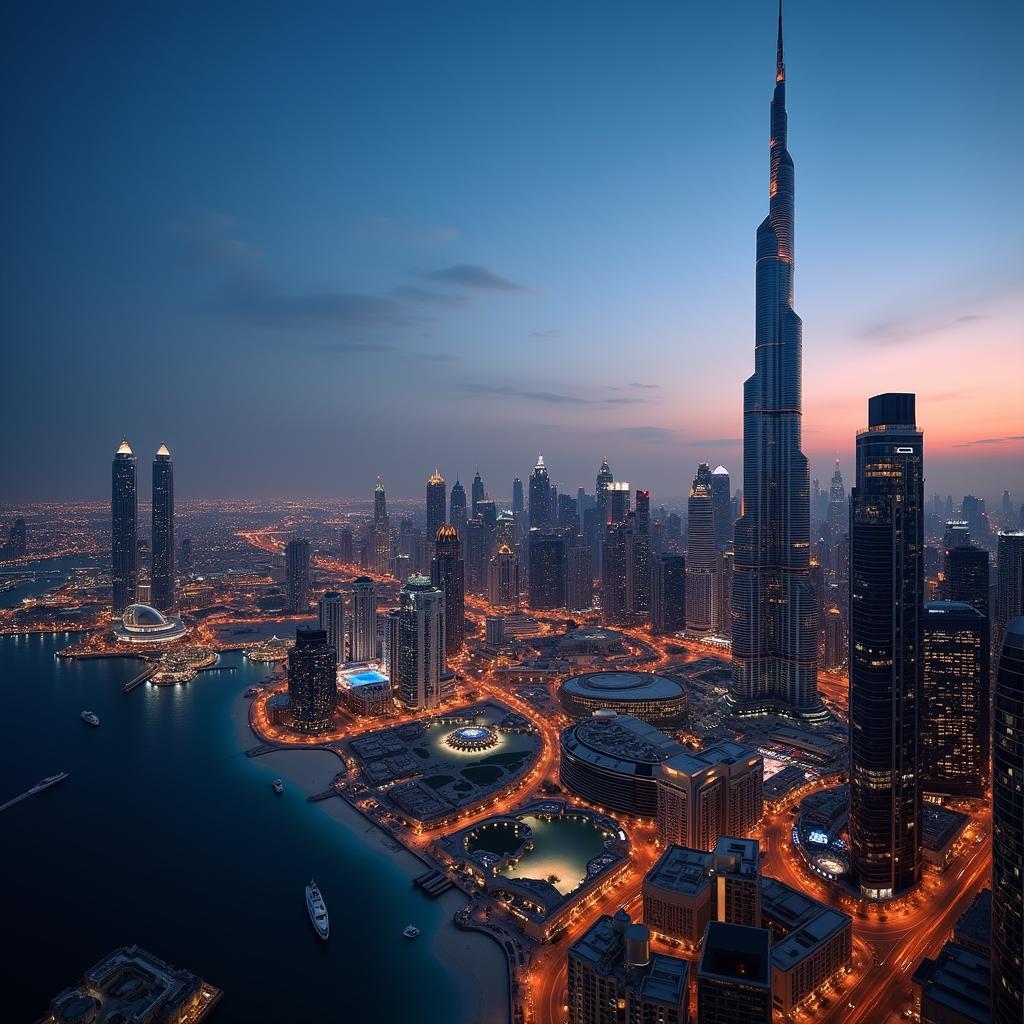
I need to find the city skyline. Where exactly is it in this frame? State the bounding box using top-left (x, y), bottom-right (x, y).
top-left (4, 1), bottom-right (1023, 503)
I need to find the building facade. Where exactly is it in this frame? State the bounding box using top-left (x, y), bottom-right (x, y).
top-left (528, 530), bottom-right (565, 609)
top-left (150, 443), bottom-right (174, 611)
top-left (529, 455), bottom-right (552, 530)
top-left (285, 538), bottom-right (311, 614)
top-left (287, 628), bottom-right (337, 732)
top-left (349, 576), bottom-right (377, 663)
top-left (652, 553), bottom-right (686, 635)
top-left (426, 470), bottom-right (446, 537)
top-left (111, 439), bottom-right (138, 616)
top-left (996, 530), bottom-right (1024, 653)
top-left (389, 574), bottom-right (445, 711)
top-left (687, 463), bottom-right (718, 633)
top-left (848, 392), bottom-right (924, 899)
top-left (431, 524), bottom-right (465, 659)
top-left (318, 591), bottom-right (347, 666)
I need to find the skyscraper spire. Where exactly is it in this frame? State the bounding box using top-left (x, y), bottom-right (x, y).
top-left (776, 0), bottom-right (785, 81)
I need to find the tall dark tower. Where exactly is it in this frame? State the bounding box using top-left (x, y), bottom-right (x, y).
top-left (471, 469), bottom-right (485, 519)
top-left (710, 466), bottom-right (732, 550)
top-left (450, 478), bottom-right (467, 537)
top-left (529, 455), bottom-right (552, 530)
top-left (992, 616), bottom-right (1024, 1024)
top-left (849, 393), bottom-right (924, 899)
top-left (426, 469), bottom-right (446, 536)
top-left (731, 4), bottom-right (820, 717)
top-left (431, 524), bottom-right (465, 659)
top-left (596, 458), bottom-right (614, 525)
top-left (512, 476), bottom-right (524, 515)
top-left (287, 628), bottom-right (337, 733)
top-left (150, 443), bottom-right (175, 612)
top-left (111, 438), bottom-right (138, 616)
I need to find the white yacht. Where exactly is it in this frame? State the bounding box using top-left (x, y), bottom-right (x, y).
top-left (403, 925), bottom-right (421, 939)
top-left (273, 779), bottom-right (284, 794)
top-left (306, 879), bottom-right (329, 940)
top-left (80, 710), bottom-right (100, 726)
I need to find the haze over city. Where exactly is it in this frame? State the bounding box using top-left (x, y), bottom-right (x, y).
top-left (3, 0), bottom-right (1022, 502)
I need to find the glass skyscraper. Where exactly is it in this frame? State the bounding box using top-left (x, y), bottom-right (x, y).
top-left (730, 7), bottom-right (820, 717)
top-left (848, 393), bottom-right (924, 899)
top-left (426, 469), bottom-right (446, 537)
top-left (111, 438), bottom-right (138, 616)
top-left (150, 443), bottom-right (174, 612)
top-left (431, 524), bottom-right (465, 658)
top-left (992, 616), bottom-right (1024, 1024)
top-left (287, 628), bottom-right (337, 732)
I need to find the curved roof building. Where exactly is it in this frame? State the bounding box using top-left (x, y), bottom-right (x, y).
top-left (560, 711), bottom-right (684, 816)
top-left (559, 670), bottom-right (688, 725)
top-left (114, 603), bottom-right (187, 644)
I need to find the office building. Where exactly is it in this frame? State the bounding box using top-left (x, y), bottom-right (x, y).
top-left (822, 605), bottom-right (845, 672)
top-left (426, 469), bottom-right (446, 537)
top-left (150, 443), bottom-right (174, 612)
top-left (944, 521), bottom-right (971, 551)
top-left (652, 553), bottom-right (686, 635)
top-left (371, 477), bottom-right (391, 574)
top-left (471, 469), bottom-right (485, 519)
top-left (285, 538), bottom-right (311, 613)
top-left (607, 481), bottom-right (630, 526)
top-left (944, 544), bottom-right (990, 616)
top-left (962, 495), bottom-right (988, 548)
top-left (388, 575), bottom-right (445, 711)
top-left (730, 8), bottom-right (820, 717)
top-left (449, 478), bottom-right (467, 537)
top-left (568, 911), bottom-right (690, 1024)
top-left (848, 392), bottom-right (924, 899)
top-left (920, 601), bottom-right (989, 797)
top-left (529, 455), bottom-right (552, 530)
top-left (827, 459), bottom-right (846, 536)
top-left (487, 543), bottom-right (520, 611)
top-left (287, 628), bottom-right (337, 732)
top-left (337, 527), bottom-right (354, 564)
top-left (657, 742), bottom-right (764, 851)
top-left (566, 544), bottom-right (594, 612)
top-left (996, 530), bottom-right (1024, 652)
top-left (512, 475), bottom-right (524, 515)
top-left (601, 520), bottom-right (629, 625)
top-left (912, 942), bottom-right (992, 1024)
top-left (687, 463), bottom-right (718, 633)
top-left (528, 530), bottom-right (565, 609)
top-left (111, 439), bottom-right (138, 616)
top-left (464, 517), bottom-right (487, 594)
top-left (711, 466), bottom-right (732, 551)
top-left (431, 524), bottom-right (465, 658)
top-left (992, 616), bottom-right (1024, 1024)
top-left (697, 922), bottom-right (772, 1024)
top-left (318, 591), bottom-right (347, 665)
top-left (349, 576), bottom-right (377, 662)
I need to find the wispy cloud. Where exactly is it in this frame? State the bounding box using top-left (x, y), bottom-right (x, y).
top-left (216, 271), bottom-right (411, 329)
top-left (619, 426), bottom-right (677, 443)
top-left (606, 382), bottom-right (660, 392)
top-left (166, 214), bottom-right (256, 265)
top-left (683, 437), bottom-right (742, 446)
top-left (424, 264), bottom-right (527, 292)
top-left (862, 313), bottom-right (987, 346)
top-left (416, 352), bottom-right (459, 363)
top-left (360, 215), bottom-right (458, 245)
top-left (530, 328), bottom-right (559, 339)
top-left (390, 285), bottom-right (473, 308)
top-left (954, 435), bottom-right (1024, 447)
top-left (314, 342), bottom-right (398, 354)
top-left (461, 383), bottom-right (645, 406)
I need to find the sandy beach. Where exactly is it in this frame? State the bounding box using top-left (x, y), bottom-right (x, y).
top-left (230, 696), bottom-right (510, 1024)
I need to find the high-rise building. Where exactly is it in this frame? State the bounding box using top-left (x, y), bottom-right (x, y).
top-left (827, 458), bottom-right (846, 537)
top-left (426, 470), bottom-right (446, 537)
top-left (601, 521), bottom-right (629, 625)
top-left (111, 439), bottom-right (138, 616)
top-left (471, 469), bottom-right (485, 519)
top-left (449, 478), bottom-right (467, 537)
top-left (822, 605), bottom-right (845, 672)
top-left (711, 466), bottom-right (732, 551)
top-left (338, 527), bottom-right (354, 564)
top-left (657, 742), bottom-right (764, 852)
top-left (961, 495), bottom-right (988, 548)
top-left (528, 530), bottom-right (565, 609)
top-left (529, 455), bottom-right (552, 530)
top-left (628, 493), bottom-right (651, 618)
top-left (431, 524), bottom-right (465, 658)
top-left (511, 475), bottom-right (524, 515)
top-left (287, 628), bottom-right (337, 732)
top-left (919, 601), bottom-right (989, 798)
top-left (150, 443), bottom-right (174, 612)
top-left (687, 463), bottom-right (718, 633)
top-left (849, 393), bottom-right (924, 899)
top-left (652, 553), bottom-right (686, 635)
top-left (730, 10), bottom-right (820, 716)
top-left (389, 574), bottom-right (445, 711)
top-left (993, 617), bottom-right (1024, 1024)
top-left (943, 521), bottom-right (971, 551)
top-left (697, 921), bottom-right (773, 1024)
top-left (487, 543), bottom-right (520, 611)
top-left (285, 538), bottom-right (311, 614)
top-left (996, 531), bottom-right (1024, 653)
top-left (596, 458), bottom-right (614, 525)
top-left (944, 544), bottom-right (989, 616)
top-left (568, 911), bottom-right (691, 1024)
top-left (349, 576), bottom-right (377, 662)
top-left (318, 591), bottom-right (347, 666)
top-left (371, 477), bottom-right (391, 574)
top-left (607, 481), bottom-right (630, 526)
top-left (566, 544), bottom-right (593, 612)
top-left (464, 517), bottom-right (487, 594)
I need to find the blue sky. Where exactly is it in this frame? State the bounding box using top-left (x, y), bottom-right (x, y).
top-left (2, 1), bottom-right (1022, 505)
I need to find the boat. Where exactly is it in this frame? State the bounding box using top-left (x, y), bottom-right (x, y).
top-left (403, 925), bottom-right (421, 939)
top-left (28, 772), bottom-right (69, 795)
top-left (80, 710), bottom-right (100, 726)
top-left (305, 879), bottom-right (330, 940)
top-left (273, 779), bottom-right (284, 794)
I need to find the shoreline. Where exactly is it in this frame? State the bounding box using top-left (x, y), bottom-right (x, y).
top-left (230, 694), bottom-right (510, 1024)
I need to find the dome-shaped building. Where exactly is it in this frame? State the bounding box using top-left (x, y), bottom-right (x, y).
top-left (114, 603), bottom-right (187, 644)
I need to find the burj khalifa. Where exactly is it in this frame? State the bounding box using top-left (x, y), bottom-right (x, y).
top-left (730, 4), bottom-right (822, 718)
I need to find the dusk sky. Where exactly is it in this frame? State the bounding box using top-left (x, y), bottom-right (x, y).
top-left (3, 0), bottom-right (1022, 505)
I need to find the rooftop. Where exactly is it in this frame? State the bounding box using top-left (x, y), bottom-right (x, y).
top-left (645, 844), bottom-right (713, 896)
top-left (912, 942), bottom-right (992, 1024)
top-left (698, 922), bottom-right (772, 988)
top-left (562, 714), bottom-right (684, 775)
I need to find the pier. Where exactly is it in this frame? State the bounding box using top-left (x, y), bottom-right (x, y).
top-left (122, 665), bottom-right (156, 693)
top-left (1, 773), bottom-right (68, 813)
